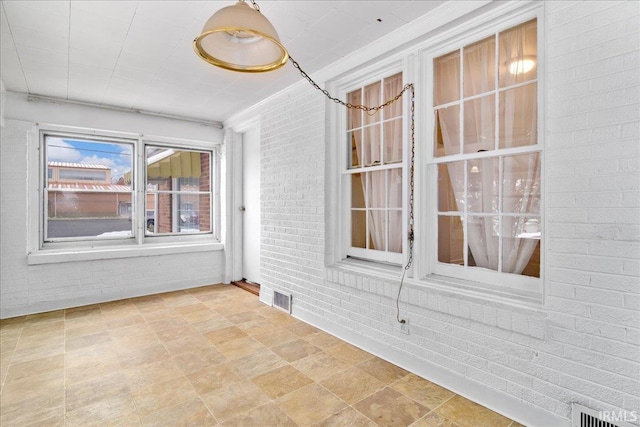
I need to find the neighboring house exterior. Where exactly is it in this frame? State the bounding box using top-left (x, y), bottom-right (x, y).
top-left (47, 162), bottom-right (132, 219)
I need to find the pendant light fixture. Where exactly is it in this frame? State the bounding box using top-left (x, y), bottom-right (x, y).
top-left (193, 0), bottom-right (288, 73)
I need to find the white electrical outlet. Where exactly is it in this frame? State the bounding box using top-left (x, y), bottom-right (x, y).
top-left (400, 319), bottom-right (409, 335)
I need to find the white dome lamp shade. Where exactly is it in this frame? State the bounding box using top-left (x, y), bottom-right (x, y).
top-left (194, 0), bottom-right (289, 73)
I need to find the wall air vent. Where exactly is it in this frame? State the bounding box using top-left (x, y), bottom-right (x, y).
top-left (572, 403), bottom-right (637, 427)
top-left (273, 290), bottom-right (292, 313)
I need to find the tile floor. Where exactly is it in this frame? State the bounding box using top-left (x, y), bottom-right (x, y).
top-left (0, 284), bottom-right (524, 427)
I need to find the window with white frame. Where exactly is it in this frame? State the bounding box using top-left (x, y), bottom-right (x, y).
top-left (44, 133), bottom-right (135, 241)
top-left (345, 71), bottom-right (405, 264)
top-left (145, 146), bottom-right (212, 235)
top-left (429, 18), bottom-right (541, 291)
top-left (40, 130), bottom-right (216, 247)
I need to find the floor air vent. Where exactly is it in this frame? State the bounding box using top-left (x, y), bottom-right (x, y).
top-left (273, 291), bottom-right (292, 313)
top-left (572, 403), bottom-right (637, 427)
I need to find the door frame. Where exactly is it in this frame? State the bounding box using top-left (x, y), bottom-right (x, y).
top-left (226, 117), bottom-right (260, 283)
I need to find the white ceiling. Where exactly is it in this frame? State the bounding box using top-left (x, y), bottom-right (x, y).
top-left (0, 1), bottom-right (444, 123)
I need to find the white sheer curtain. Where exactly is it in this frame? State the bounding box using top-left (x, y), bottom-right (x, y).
top-left (385, 75), bottom-right (403, 253)
top-left (464, 37), bottom-right (500, 271)
top-left (353, 75), bottom-right (404, 252)
top-left (437, 25), bottom-right (539, 275)
top-left (502, 153), bottom-right (540, 274)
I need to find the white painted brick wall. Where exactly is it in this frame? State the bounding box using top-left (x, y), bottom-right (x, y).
top-left (253, 2), bottom-right (639, 425)
top-left (0, 117), bottom-right (225, 318)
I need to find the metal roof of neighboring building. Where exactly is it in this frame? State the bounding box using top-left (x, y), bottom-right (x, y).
top-left (48, 162), bottom-right (110, 170)
top-left (48, 183), bottom-right (130, 192)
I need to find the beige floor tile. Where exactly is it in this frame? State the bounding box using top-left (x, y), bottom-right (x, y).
top-left (14, 330), bottom-right (64, 353)
top-left (320, 367), bottom-right (386, 405)
top-left (25, 310), bottom-right (65, 324)
top-left (324, 342), bottom-right (374, 366)
top-left (65, 330), bottom-right (113, 352)
top-left (201, 379), bottom-right (272, 422)
top-left (0, 315), bottom-right (26, 330)
top-left (211, 302), bottom-right (250, 316)
top-left (0, 285), bottom-right (519, 427)
top-left (192, 316), bottom-right (234, 334)
top-left (221, 402), bottom-right (297, 427)
top-left (186, 362), bottom-right (245, 395)
top-left (292, 351), bottom-right (350, 382)
top-left (390, 373), bottom-right (455, 410)
top-left (65, 371), bottom-right (131, 412)
top-left (216, 336), bottom-right (266, 360)
top-left (313, 406), bottom-right (378, 427)
top-left (140, 397), bottom-right (217, 427)
top-left (228, 347), bottom-right (288, 378)
top-left (287, 322), bottom-right (320, 337)
top-left (146, 315), bottom-right (189, 332)
top-left (434, 395), bottom-right (513, 427)
top-left (411, 412), bottom-right (462, 427)
top-left (252, 365), bottom-right (314, 399)
top-left (271, 338), bottom-right (323, 362)
top-left (162, 292), bottom-right (202, 307)
top-left (174, 302), bottom-right (210, 316)
top-left (0, 394), bottom-right (64, 427)
top-left (303, 331), bottom-right (344, 350)
top-left (4, 353), bottom-right (64, 383)
top-left (139, 307), bottom-right (182, 323)
top-left (0, 369), bottom-right (64, 406)
top-left (65, 320), bottom-right (109, 340)
top-left (267, 311), bottom-right (301, 327)
top-left (65, 392), bottom-right (137, 427)
top-left (181, 307), bottom-right (222, 323)
top-left (105, 314), bottom-right (146, 330)
top-left (65, 341), bottom-right (118, 369)
top-left (278, 383), bottom-right (347, 427)
top-left (357, 357), bottom-right (410, 384)
top-left (123, 358), bottom-right (184, 391)
top-left (20, 319), bottom-right (64, 337)
top-left (64, 305), bottom-right (104, 326)
top-left (224, 310), bottom-right (266, 325)
top-left (236, 318), bottom-right (279, 336)
top-left (163, 333), bottom-right (217, 357)
top-left (253, 327), bottom-right (300, 348)
top-left (65, 354), bottom-right (122, 386)
top-left (130, 294), bottom-right (165, 307)
top-left (1, 361), bottom-right (9, 389)
top-left (111, 326), bottom-right (157, 345)
top-left (203, 325), bottom-right (248, 345)
top-left (156, 325), bottom-right (199, 343)
top-left (117, 343), bottom-right (172, 369)
top-left (0, 326), bottom-right (22, 342)
top-left (100, 301), bottom-right (140, 320)
top-left (353, 387), bottom-right (430, 427)
top-left (172, 347), bottom-right (227, 375)
top-left (131, 375), bottom-right (198, 417)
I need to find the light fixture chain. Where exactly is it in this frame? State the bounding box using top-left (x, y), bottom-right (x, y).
top-left (249, 0), bottom-right (260, 12)
top-left (290, 56), bottom-right (411, 115)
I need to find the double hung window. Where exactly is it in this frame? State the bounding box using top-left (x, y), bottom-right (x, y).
top-left (40, 129), bottom-right (216, 249)
top-left (430, 19), bottom-right (541, 290)
top-left (346, 72), bottom-right (405, 264)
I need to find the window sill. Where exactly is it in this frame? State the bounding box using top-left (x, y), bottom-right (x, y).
top-left (27, 241), bottom-right (224, 265)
